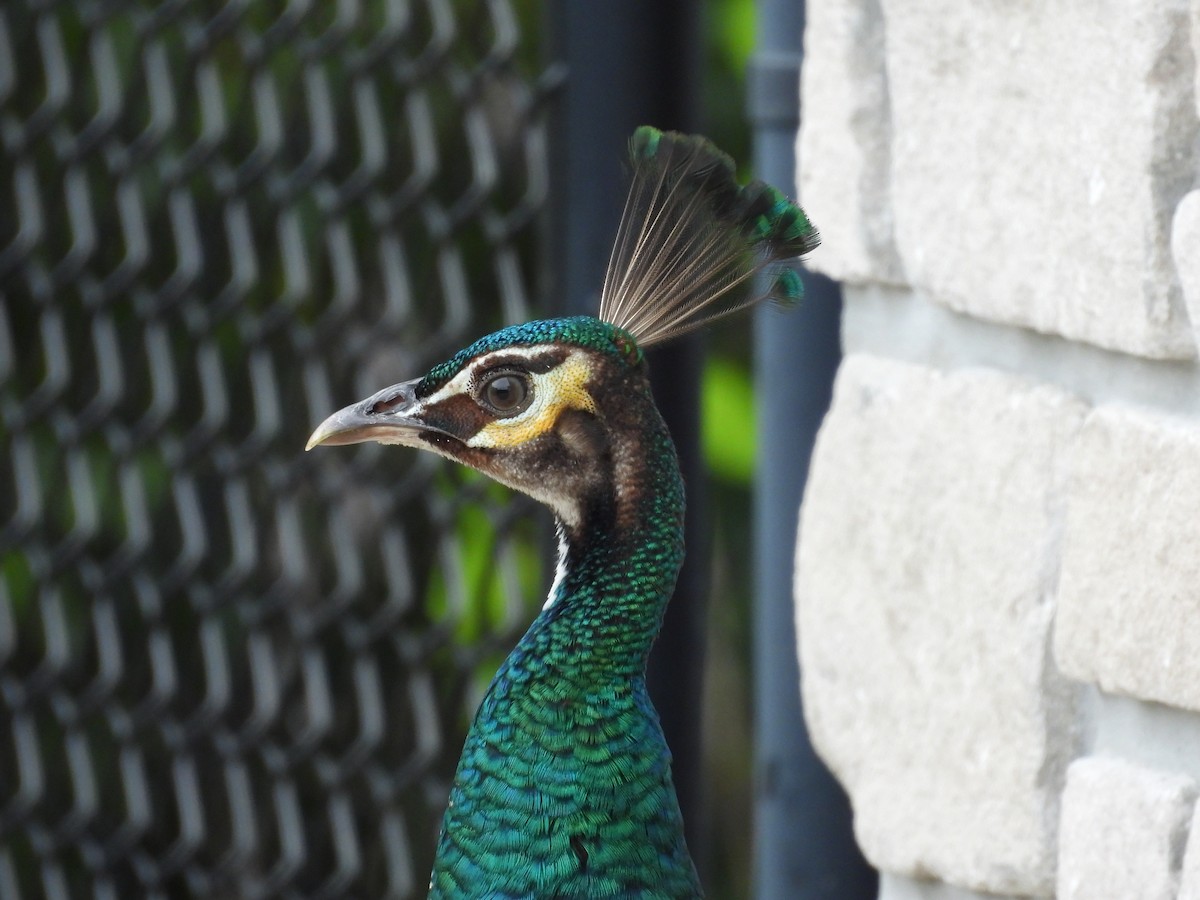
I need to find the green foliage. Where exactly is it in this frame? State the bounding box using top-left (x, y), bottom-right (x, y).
top-left (702, 355), bottom-right (757, 485)
top-left (715, 0), bottom-right (757, 71)
top-left (704, 0), bottom-right (756, 171)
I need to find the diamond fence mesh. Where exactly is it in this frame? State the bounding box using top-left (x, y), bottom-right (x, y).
top-left (0, 2), bottom-right (557, 896)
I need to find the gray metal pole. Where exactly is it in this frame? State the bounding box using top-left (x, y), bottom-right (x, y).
top-left (750, 1), bottom-right (878, 897)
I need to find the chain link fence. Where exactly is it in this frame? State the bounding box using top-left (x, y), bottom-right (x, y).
top-left (0, 1), bottom-right (559, 896)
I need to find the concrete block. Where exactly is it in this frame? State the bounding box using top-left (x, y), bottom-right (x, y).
top-left (882, 0), bottom-right (1198, 359)
top-left (1057, 757), bottom-right (1196, 900)
top-left (1173, 191), bottom-right (1200, 352)
top-left (1181, 802), bottom-right (1200, 900)
top-left (797, 0), bottom-right (904, 285)
top-left (796, 355), bottom-right (1087, 896)
top-left (1055, 406), bottom-right (1200, 712)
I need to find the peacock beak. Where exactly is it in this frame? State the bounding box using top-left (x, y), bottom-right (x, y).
top-left (306, 377), bottom-right (449, 450)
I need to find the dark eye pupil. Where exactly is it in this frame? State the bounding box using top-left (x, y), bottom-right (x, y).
top-left (485, 375), bottom-right (527, 411)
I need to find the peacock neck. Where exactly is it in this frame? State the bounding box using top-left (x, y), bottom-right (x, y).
top-left (522, 405), bottom-right (685, 682)
top-left (429, 375), bottom-right (701, 897)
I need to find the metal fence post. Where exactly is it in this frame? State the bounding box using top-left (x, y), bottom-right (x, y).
top-left (750, 1), bottom-right (878, 897)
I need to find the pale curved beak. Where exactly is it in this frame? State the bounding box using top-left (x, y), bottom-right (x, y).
top-left (305, 377), bottom-right (446, 450)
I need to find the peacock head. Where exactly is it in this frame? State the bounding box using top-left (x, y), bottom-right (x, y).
top-left (306, 127), bottom-right (818, 530)
top-left (305, 316), bottom-right (650, 530)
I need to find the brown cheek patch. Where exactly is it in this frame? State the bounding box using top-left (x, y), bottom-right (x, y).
top-left (557, 409), bottom-right (605, 459)
top-left (421, 393), bottom-right (490, 442)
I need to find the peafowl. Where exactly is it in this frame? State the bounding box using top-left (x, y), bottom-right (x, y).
top-left (307, 127), bottom-right (818, 899)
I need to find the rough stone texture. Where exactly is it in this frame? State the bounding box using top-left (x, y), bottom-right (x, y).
top-left (797, 0), bottom-right (903, 285)
top-left (881, 0), bottom-right (1199, 359)
top-left (1057, 757), bottom-right (1197, 900)
top-left (1055, 406), bottom-right (1200, 712)
top-left (796, 355), bottom-right (1087, 896)
top-left (1182, 804), bottom-right (1200, 900)
top-left (1173, 191), bottom-right (1200, 351)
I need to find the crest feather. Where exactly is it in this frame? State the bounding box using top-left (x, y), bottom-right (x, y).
top-left (597, 127), bottom-right (819, 348)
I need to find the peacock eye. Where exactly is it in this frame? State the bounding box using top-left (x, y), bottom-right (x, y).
top-left (480, 372), bottom-right (531, 416)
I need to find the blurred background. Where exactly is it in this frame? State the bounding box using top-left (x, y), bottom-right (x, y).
top-left (0, 1), bottom-right (870, 897)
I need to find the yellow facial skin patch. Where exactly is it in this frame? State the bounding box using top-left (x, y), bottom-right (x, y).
top-left (468, 353), bottom-right (597, 449)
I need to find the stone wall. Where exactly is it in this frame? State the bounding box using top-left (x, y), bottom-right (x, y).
top-left (794, 2), bottom-right (1200, 897)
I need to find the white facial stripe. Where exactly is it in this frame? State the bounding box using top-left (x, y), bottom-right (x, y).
top-left (419, 365), bottom-right (476, 407)
top-left (476, 346), bottom-right (563, 363)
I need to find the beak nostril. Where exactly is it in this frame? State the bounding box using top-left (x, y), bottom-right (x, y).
top-left (370, 393), bottom-right (406, 415)
top-left (366, 380), bottom-right (418, 416)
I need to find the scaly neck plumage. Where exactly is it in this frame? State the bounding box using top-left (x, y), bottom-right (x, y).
top-left (428, 381), bottom-right (700, 898)
top-left (519, 404), bottom-right (685, 682)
